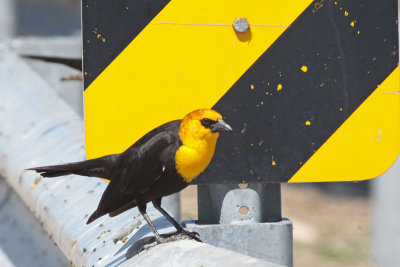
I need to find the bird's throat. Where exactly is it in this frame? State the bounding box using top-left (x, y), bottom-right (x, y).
top-left (175, 135), bottom-right (218, 183)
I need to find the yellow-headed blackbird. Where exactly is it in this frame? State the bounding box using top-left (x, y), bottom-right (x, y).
top-left (28, 109), bottom-right (232, 243)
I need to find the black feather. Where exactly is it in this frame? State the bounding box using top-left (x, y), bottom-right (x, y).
top-left (27, 154), bottom-right (119, 179)
top-left (85, 120), bottom-right (186, 223)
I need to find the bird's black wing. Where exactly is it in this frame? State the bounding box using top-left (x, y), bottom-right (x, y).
top-left (87, 120), bottom-right (182, 223)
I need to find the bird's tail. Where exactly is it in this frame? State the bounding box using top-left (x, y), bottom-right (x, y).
top-left (27, 154), bottom-right (119, 179)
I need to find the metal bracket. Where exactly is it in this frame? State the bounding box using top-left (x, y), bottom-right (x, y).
top-left (186, 183), bottom-right (293, 266)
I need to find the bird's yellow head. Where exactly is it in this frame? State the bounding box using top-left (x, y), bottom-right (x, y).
top-left (179, 109), bottom-right (232, 144)
top-left (176, 109), bottom-right (232, 182)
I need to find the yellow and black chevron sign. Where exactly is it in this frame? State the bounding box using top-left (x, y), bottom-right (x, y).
top-left (83, 0), bottom-right (399, 183)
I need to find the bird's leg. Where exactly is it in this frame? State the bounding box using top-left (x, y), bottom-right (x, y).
top-left (128, 203), bottom-right (171, 255)
top-left (152, 198), bottom-right (183, 231)
top-left (138, 203), bottom-right (163, 242)
top-left (132, 201), bottom-right (201, 256)
top-left (152, 198), bottom-right (201, 242)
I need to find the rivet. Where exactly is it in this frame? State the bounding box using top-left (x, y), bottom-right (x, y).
top-left (233, 17), bottom-right (250, 33)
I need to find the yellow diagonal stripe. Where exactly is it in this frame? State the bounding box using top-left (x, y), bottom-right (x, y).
top-left (84, 0), bottom-right (313, 158)
top-left (289, 67), bottom-right (400, 182)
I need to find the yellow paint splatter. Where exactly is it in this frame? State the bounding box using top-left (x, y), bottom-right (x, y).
top-left (250, 143), bottom-right (254, 147)
top-left (357, 30), bottom-right (360, 35)
top-left (250, 84), bottom-right (255, 90)
top-left (305, 120), bottom-right (311, 126)
top-left (259, 140), bottom-right (264, 146)
top-left (313, 1), bottom-right (324, 13)
top-left (301, 65), bottom-right (308, 72)
top-left (272, 160), bottom-right (276, 166)
top-left (97, 34), bottom-right (101, 39)
top-left (84, 72), bottom-right (88, 75)
top-left (350, 20), bottom-right (356, 27)
top-left (31, 177), bottom-right (42, 188)
top-left (344, 11), bottom-right (348, 16)
top-left (260, 101), bottom-right (264, 105)
top-left (101, 37), bottom-right (106, 43)
top-left (339, 107), bottom-right (343, 111)
top-left (340, 7), bottom-right (342, 10)
top-left (241, 122), bottom-right (247, 134)
top-left (277, 84), bottom-right (283, 91)
top-left (265, 92), bottom-right (269, 95)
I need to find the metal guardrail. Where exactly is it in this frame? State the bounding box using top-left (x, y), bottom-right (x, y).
top-left (0, 45), bottom-right (276, 266)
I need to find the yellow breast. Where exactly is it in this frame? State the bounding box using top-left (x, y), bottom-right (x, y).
top-left (175, 134), bottom-right (218, 183)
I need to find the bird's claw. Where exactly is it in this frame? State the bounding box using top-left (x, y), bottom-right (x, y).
top-left (126, 231), bottom-right (202, 259)
top-left (179, 229), bottom-right (201, 242)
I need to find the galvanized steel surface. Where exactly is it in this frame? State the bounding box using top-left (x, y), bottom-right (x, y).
top-left (0, 178), bottom-right (68, 267)
top-left (185, 219), bottom-right (293, 266)
top-left (198, 183), bottom-right (281, 224)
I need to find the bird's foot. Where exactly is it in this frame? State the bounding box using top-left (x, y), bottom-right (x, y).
top-left (178, 229), bottom-right (202, 242)
top-left (140, 236), bottom-right (169, 251)
top-left (126, 231), bottom-right (202, 258)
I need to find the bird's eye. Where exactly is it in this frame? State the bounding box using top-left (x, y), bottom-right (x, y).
top-left (200, 118), bottom-right (214, 128)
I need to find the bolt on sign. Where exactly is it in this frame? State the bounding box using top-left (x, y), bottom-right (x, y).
top-left (83, 0), bottom-right (399, 184)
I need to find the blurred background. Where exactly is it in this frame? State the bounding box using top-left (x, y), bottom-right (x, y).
top-left (0, 0), bottom-right (399, 266)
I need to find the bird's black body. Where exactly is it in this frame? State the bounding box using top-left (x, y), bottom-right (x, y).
top-left (30, 120), bottom-right (188, 223)
top-left (28, 109), bottom-right (232, 245)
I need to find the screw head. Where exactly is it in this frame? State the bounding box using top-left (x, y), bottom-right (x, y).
top-left (233, 17), bottom-right (250, 33)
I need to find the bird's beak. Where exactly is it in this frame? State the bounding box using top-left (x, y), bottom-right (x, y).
top-left (211, 118), bottom-right (233, 132)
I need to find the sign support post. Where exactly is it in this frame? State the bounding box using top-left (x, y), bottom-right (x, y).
top-left (184, 183), bottom-right (293, 267)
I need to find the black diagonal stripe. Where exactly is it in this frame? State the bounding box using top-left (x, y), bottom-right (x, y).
top-left (198, 0), bottom-right (398, 184)
top-left (82, 0), bottom-right (170, 89)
